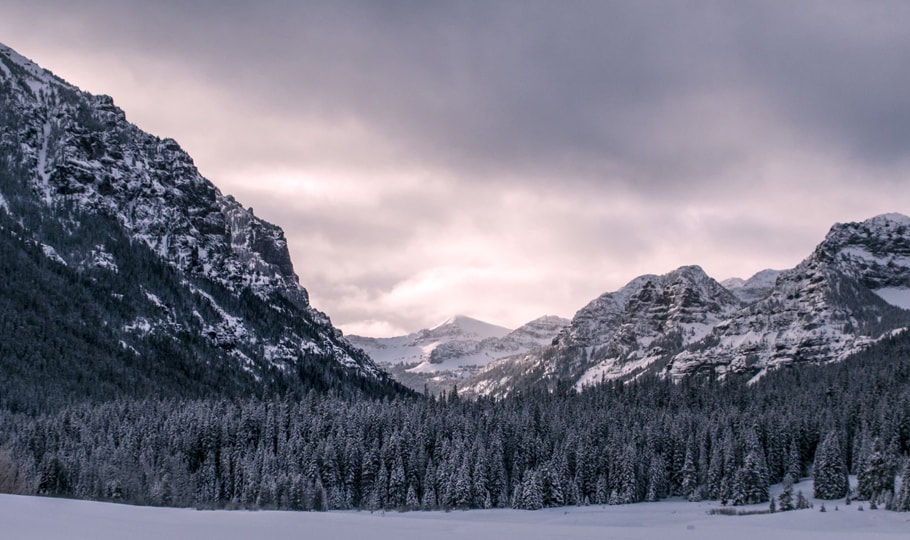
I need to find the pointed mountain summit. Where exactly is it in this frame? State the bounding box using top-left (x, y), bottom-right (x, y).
top-left (0, 43), bottom-right (406, 407)
top-left (425, 314), bottom-right (512, 340)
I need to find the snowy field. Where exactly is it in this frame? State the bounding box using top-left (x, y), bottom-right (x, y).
top-left (3, 484), bottom-right (908, 540)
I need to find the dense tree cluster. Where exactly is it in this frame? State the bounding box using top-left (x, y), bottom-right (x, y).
top-left (2, 331), bottom-right (909, 511)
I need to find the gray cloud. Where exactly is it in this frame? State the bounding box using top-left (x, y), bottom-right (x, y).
top-left (3, 1), bottom-right (910, 334)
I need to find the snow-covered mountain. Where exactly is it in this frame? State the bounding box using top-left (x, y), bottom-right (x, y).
top-left (464, 265), bottom-right (741, 397)
top-left (670, 213), bottom-right (910, 380)
top-left (722, 269), bottom-right (782, 304)
top-left (465, 214), bottom-right (910, 397)
top-left (0, 42), bottom-right (403, 402)
top-left (348, 315), bottom-right (568, 392)
top-left (348, 315), bottom-right (510, 366)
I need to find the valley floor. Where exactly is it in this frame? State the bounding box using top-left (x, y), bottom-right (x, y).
top-left (2, 479), bottom-right (908, 540)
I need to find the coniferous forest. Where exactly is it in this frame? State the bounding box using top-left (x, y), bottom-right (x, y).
top-left (2, 330), bottom-right (910, 513)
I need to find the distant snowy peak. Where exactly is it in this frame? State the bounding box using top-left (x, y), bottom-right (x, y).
top-left (348, 315), bottom-right (568, 390)
top-left (424, 315), bottom-right (512, 341)
top-left (509, 315), bottom-right (571, 343)
top-left (720, 277), bottom-right (745, 289)
top-left (561, 265), bottom-right (741, 382)
top-left (722, 269), bottom-right (782, 304)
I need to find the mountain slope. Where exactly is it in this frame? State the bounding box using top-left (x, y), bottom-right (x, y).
top-left (466, 215), bottom-right (910, 397)
top-left (0, 42), bottom-right (407, 408)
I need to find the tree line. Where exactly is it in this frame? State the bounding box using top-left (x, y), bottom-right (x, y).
top-left (2, 330), bottom-right (910, 512)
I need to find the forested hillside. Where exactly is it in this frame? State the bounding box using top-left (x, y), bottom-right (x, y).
top-left (0, 206), bottom-right (408, 412)
top-left (2, 330), bottom-right (909, 511)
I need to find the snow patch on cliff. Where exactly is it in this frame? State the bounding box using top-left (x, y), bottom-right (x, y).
top-left (874, 287), bottom-right (910, 310)
top-left (40, 243), bottom-right (67, 265)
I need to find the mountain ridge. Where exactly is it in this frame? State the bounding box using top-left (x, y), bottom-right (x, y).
top-left (0, 42), bottom-right (407, 406)
top-left (465, 213), bottom-right (910, 397)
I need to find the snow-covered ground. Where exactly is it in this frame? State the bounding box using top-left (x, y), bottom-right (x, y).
top-left (3, 483), bottom-right (907, 540)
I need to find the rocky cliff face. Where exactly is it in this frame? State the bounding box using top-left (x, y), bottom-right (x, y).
top-left (464, 266), bottom-right (741, 397)
top-left (564, 265), bottom-right (741, 384)
top-left (0, 42), bottom-right (399, 401)
top-left (466, 215), bottom-right (910, 397)
top-left (670, 214), bottom-right (910, 380)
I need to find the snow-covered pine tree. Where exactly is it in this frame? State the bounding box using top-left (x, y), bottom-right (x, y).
top-left (786, 439), bottom-right (802, 480)
top-left (733, 450), bottom-right (769, 505)
top-left (813, 431), bottom-right (849, 499)
top-left (897, 461), bottom-right (910, 512)
top-left (543, 463), bottom-right (565, 507)
top-left (405, 482), bottom-right (419, 510)
top-left (705, 439), bottom-right (725, 500)
top-left (472, 450), bottom-right (491, 507)
top-left (375, 462), bottom-right (389, 509)
top-left (856, 439), bottom-right (895, 502)
top-left (680, 446), bottom-right (699, 501)
top-left (594, 475), bottom-right (608, 505)
top-left (517, 471), bottom-right (543, 510)
top-left (645, 455), bottom-right (667, 502)
top-left (778, 473), bottom-right (794, 511)
top-left (730, 469), bottom-right (746, 506)
top-left (388, 456), bottom-right (408, 508)
top-left (452, 457), bottom-right (473, 508)
top-left (719, 475), bottom-right (730, 506)
top-left (615, 445), bottom-right (638, 504)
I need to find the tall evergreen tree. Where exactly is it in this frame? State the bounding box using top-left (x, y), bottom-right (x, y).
top-left (680, 446), bottom-right (699, 501)
top-left (645, 455), bottom-right (667, 502)
top-left (813, 431), bottom-right (849, 500)
top-left (896, 462), bottom-right (910, 512)
top-left (856, 440), bottom-right (896, 502)
top-left (738, 449), bottom-right (769, 504)
top-left (786, 439), bottom-right (802, 480)
top-left (615, 445), bottom-right (639, 505)
top-left (779, 473), bottom-right (795, 512)
top-left (517, 471), bottom-right (543, 510)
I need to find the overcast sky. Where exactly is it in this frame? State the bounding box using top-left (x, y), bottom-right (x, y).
top-left (3, 1), bottom-right (910, 336)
